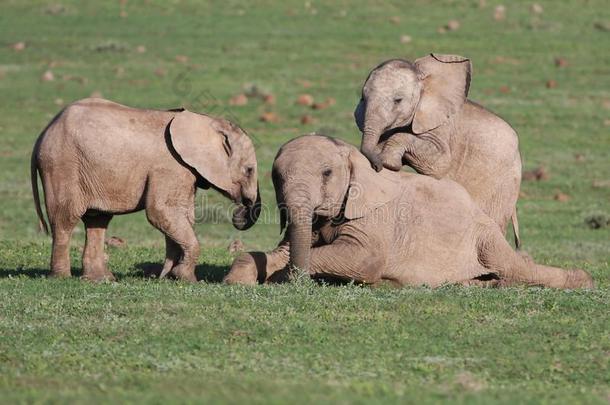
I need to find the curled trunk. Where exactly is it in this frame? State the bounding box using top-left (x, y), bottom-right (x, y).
top-left (232, 185), bottom-right (261, 230)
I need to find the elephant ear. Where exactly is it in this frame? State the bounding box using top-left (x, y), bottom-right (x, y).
top-left (412, 53), bottom-right (471, 134)
top-left (344, 149), bottom-right (402, 220)
top-left (168, 110), bottom-right (233, 192)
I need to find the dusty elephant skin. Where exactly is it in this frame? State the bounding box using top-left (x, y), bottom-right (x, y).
top-left (31, 98), bottom-right (260, 282)
top-left (354, 53), bottom-right (522, 248)
top-left (224, 135), bottom-right (593, 289)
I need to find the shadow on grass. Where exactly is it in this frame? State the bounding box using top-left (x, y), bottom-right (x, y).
top-left (0, 267), bottom-right (83, 278)
top-left (134, 262), bottom-right (228, 283)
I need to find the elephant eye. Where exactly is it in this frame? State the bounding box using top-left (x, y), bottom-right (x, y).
top-left (322, 168), bottom-right (332, 177)
top-left (245, 167), bottom-right (254, 177)
top-left (393, 98), bottom-right (403, 104)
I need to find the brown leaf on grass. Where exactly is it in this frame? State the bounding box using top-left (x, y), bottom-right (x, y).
top-left (119, 10), bottom-right (128, 18)
top-left (11, 42), bottom-right (26, 51)
top-left (604, 119), bottom-right (610, 127)
top-left (478, 0), bottom-right (487, 8)
top-left (312, 97), bottom-right (336, 110)
top-left (436, 26), bottom-right (447, 34)
top-left (545, 79), bottom-right (557, 89)
top-left (522, 165), bottom-right (549, 181)
top-left (296, 94), bottom-right (314, 106)
top-left (499, 85), bottom-right (511, 94)
top-left (603, 99), bottom-right (610, 110)
top-left (389, 16), bottom-right (400, 25)
top-left (227, 239), bottom-right (244, 253)
top-left (105, 236), bottom-right (126, 248)
top-left (54, 98), bottom-right (64, 106)
top-left (154, 67), bottom-right (166, 77)
top-left (263, 94), bottom-right (276, 105)
top-left (260, 111), bottom-right (279, 123)
top-left (593, 21), bottom-right (610, 32)
top-left (175, 55), bottom-right (189, 64)
top-left (41, 70), bottom-right (55, 82)
top-left (300, 114), bottom-right (315, 125)
top-left (229, 93), bottom-right (248, 106)
top-left (494, 5), bottom-right (506, 21)
top-left (446, 20), bottom-right (461, 31)
top-left (136, 45), bottom-right (147, 54)
top-left (554, 192), bottom-right (570, 202)
top-left (400, 35), bottom-right (412, 44)
top-left (554, 57), bottom-right (568, 67)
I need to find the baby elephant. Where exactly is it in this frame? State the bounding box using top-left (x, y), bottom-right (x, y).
top-left (355, 54), bottom-right (522, 247)
top-left (32, 98), bottom-right (260, 282)
top-left (224, 135), bottom-right (592, 289)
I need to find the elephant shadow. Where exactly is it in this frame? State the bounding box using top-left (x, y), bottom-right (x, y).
top-left (134, 262), bottom-right (228, 283)
top-left (0, 263), bottom-right (228, 283)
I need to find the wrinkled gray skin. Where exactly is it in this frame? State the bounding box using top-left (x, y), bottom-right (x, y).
top-left (224, 135), bottom-right (592, 289)
top-left (32, 98), bottom-right (260, 282)
top-left (355, 54), bottom-right (522, 247)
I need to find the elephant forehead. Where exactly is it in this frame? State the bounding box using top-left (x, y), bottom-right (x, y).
top-left (366, 65), bottom-right (417, 93)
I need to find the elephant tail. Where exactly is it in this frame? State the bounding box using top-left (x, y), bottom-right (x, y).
top-left (31, 146), bottom-right (49, 235)
top-left (511, 207), bottom-right (521, 250)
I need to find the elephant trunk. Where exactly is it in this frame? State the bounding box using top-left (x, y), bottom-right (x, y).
top-left (287, 205), bottom-right (313, 273)
top-left (232, 183), bottom-right (261, 231)
top-left (360, 122), bottom-right (385, 172)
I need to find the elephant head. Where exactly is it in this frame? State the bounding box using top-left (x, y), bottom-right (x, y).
top-left (272, 135), bottom-right (401, 272)
top-left (169, 110), bottom-right (260, 230)
top-left (355, 53), bottom-right (472, 171)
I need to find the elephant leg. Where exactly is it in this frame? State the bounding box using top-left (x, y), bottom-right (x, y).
top-left (224, 239), bottom-right (290, 285)
top-left (477, 227), bottom-right (593, 289)
top-left (49, 216), bottom-right (79, 278)
top-left (161, 235), bottom-right (182, 277)
top-left (146, 205), bottom-right (199, 283)
top-left (307, 239), bottom-right (384, 284)
top-left (81, 213), bottom-right (115, 282)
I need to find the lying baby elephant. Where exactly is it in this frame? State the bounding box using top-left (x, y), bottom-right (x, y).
top-left (354, 54), bottom-right (522, 247)
top-left (32, 98), bottom-right (260, 282)
top-left (224, 135), bottom-right (592, 289)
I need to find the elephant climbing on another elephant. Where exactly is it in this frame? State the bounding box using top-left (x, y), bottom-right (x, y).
top-left (32, 98), bottom-right (261, 282)
top-left (354, 54), bottom-right (522, 248)
top-left (224, 135), bottom-right (592, 289)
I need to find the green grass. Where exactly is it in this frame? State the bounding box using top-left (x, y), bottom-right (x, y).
top-left (1, 0), bottom-right (609, 402)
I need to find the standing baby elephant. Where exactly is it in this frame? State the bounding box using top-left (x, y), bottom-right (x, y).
top-left (31, 98), bottom-right (260, 282)
top-left (355, 54), bottom-right (522, 247)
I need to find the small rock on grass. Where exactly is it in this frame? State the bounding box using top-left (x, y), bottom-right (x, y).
top-left (296, 94), bottom-right (314, 106)
top-left (546, 79), bottom-right (557, 89)
top-left (41, 70), bottom-right (55, 82)
top-left (300, 114), bottom-right (315, 125)
top-left (400, 35), bottom-right (412, 44)
top-left (260, 111), bottom-right (279, 123)
top-left (11, 41), bottom-right (26, 51)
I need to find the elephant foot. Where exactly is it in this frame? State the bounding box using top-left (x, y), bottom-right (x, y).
top-left (170, 264), bottom-right (197, 283)
top-left (49, 269), bottom-right (71, 278)
top-left (223, 253), bottom-right (259, 285)
top-left (564, 269), bottom-right (594, 289)
top-left (81, 271), bottom-right (116, 283)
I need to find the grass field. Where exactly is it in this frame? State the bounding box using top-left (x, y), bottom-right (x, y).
top-left (1, 0), bottom-right (609, 402)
